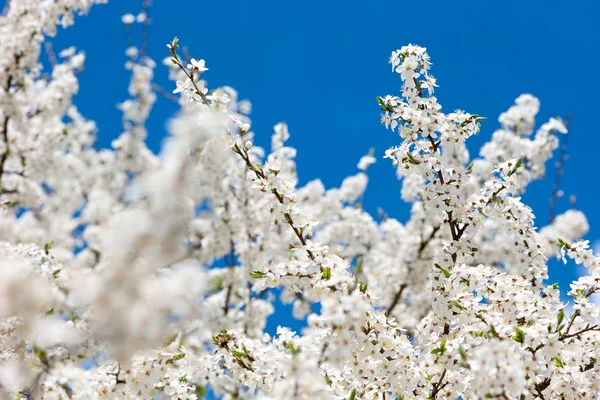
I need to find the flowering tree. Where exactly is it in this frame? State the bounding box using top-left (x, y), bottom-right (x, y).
top-left (0, 2), bottom-right (598, 399)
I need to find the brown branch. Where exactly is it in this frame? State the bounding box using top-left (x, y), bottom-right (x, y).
top-left (430, 368), bottom-right (447, 399)
top-left (113, 364), bottom-right (127, 385)
top-left (152, 83), bottom-right (179, 103)
top-left (485, 185), bottom-right (506, 206)
top-left (562, 309), bottom-right (580, 337)
top-left (560, 324), bottom-right (598, 341)
top-left (426, 136), bottom-right (469, 247)
top-left (534, 384), bottom-right (547, 400)
top-left (1, 54), bottom-right (24, 194)
top-left (223, 242), bottom-right (235, 316)
top-left (223, 283), bottom-right (233, 316)
top-left (0, 74), bottom-right (14, 191)
top-left (387, 225), bottom-right (440, 315)
top-left (419, 225), bottom-right (440, 255)
top-left (386, 283), bottom-right (407, 315)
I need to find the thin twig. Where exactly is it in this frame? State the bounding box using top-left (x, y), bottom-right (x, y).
top-left (152, 83), bottom-right (179, 103)
top-left (387, 225), bottom-right (439, 315)
top-left (534, 384), bottom-right (547, 400)
top-left (549, 113), bottom-right (572, 223)
top-left (430, 368), bottom-right (447, 399)
top-left (140, 0), bottom-right (151, 59)
top-left (0, 70), bottom-right (15, 191)
top-left (560, 324), bottom-right (599, 341)
top-left (386, 283), bottom-right (407, 315)
top-left (223, 242), bottom-right (235, 316)
top-left (45, 42), bottom-right (57, 67)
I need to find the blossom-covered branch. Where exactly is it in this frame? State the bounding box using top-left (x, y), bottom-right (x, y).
top-left (0, 3), bottom-right (598, 400)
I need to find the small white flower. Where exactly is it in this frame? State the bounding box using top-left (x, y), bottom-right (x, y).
top-left (173, 79), bottom-right (191, 94)
top-left (121, 13), bottom-right (135, 24)
top-left (187, 58), bottom-right (208, 72)
top-left (59, 46), bottom-right (76, 58)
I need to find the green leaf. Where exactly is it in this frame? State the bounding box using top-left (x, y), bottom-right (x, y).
top-left (431, 339), bottom-right (447, 356)
top-left (163, 332), bottom-right (178, 347)
top-left (434, 264), bottom-right (451, 279)
top-left (249, 270), bottom-right (266, 278)
top-left (458, 346), bottom-right (468, 361)
top-left (231, 349), bottom-right (245, 359)
top-left (557, 238), bottom-right (571, 249)
top-left (513, 327), bottom-right (525, 344)
top-left (52, 269), bottom-right (61, 278)
top-left (557, 309), bottom-right (565, 327)
top-left (348, 389), bottom-right (357, 400)
top-left (174, 353), bottom-right (185, 360)
top-left (2, 200), bottom-right (20, 207)
top-left (376, 96), bottom-right (394, 112)
top-left (355, 256), bottom-right (364, 274)
top-left (555, 357), bottom-right (564, 368)
top-left (285, 341), bottom-right (300, 355)
top-left (515, 157), bottom-right (523, 169)
top-left (44, 241), bottom-right (54, 254)
top-left (359, 281), bottom-right (368, 293)
top-left (32, 344), bottom-right (47, 360)
top-left (207, 274), bottom-right (225, 292)
top-left (195, 385), bottom-right (206, 398)
top-left (508, 157), bottom-right (525, 176)
top-left (323, 267), bottom-right (331, 280)
top-left (406, 152), bottom-right (421, 165)
top-left (449, 300), bottom-right (464, 310)
top-left (489, 325), bottom-right (499, 338)
top-left (44, 307), bottom-right (54, 316)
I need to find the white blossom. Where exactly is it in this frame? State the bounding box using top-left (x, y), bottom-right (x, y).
top-left (0, 4), bottom-right (597, 399)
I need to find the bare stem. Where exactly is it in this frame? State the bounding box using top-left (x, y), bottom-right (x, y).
top-left (549, 113), bottom-right (572, 223)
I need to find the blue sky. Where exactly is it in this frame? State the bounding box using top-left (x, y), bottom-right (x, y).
top-left (4, 0), bottom-right (600, 329)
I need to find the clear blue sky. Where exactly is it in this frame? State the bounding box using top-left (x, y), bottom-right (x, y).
top-left (4, 0), bottom-right (600, 329)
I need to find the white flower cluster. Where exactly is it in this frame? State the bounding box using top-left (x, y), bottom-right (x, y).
top-left (0, 3), bottom-right (597, 400)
